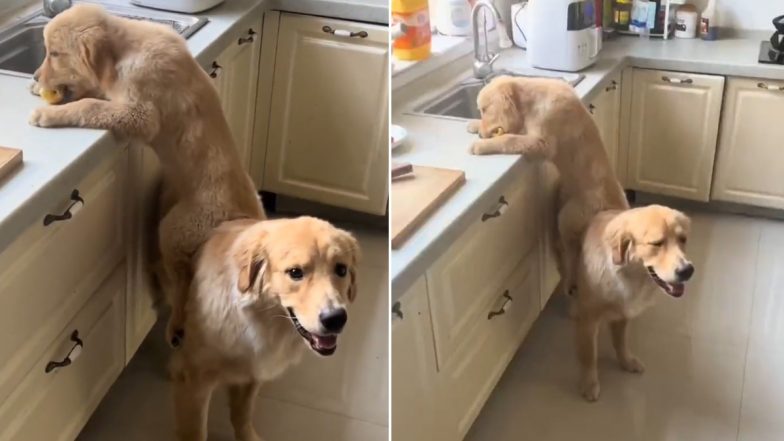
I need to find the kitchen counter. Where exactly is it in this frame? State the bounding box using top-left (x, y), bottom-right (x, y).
top-left (391, 31), bottom-right (784, 300)
top-left (0, 0), bottom-right (386, 254)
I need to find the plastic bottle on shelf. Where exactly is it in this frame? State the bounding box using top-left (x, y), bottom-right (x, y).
top-left (392, 0), bottom-right (433, 60)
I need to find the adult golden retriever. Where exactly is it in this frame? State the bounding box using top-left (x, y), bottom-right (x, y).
top-left (573, 205), bottom-right (694, 401)
top-left (29, 4), bottom-right (264, 345)
top-left (468, 76), bottom-right (628, 298)
top-left (171, 216), bottom-right (360, 441)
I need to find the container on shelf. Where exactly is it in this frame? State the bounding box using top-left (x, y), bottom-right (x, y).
top-left (392, 0), bottom-right (433, 60)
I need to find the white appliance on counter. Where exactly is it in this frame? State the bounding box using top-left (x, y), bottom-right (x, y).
top-left (527, 0), bottom-right (600, 72)
top-left (130, 0), bottom-right (224, 13)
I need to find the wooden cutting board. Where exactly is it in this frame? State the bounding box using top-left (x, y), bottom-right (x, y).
top-left (0, 147), bottom-right (23, 181)
top-left (391, 165), bottom-right (465, 249)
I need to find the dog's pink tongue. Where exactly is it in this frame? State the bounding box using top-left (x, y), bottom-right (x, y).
top-left (313, 335), bottom-right (337, 350)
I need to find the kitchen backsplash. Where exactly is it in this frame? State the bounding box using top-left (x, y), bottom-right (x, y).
top-left (685, 0), bottom-right (782, 31)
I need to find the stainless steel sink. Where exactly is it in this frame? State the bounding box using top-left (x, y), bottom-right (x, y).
top-left (411, 69), bottom-right (585, 121)
top-left (0, 3), bottom-right (208, 77)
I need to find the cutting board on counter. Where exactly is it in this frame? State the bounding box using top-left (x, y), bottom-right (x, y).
top-left (391, 165), bottom-right (465, 249)
top-left (0, 147), bottom-right (23, 181)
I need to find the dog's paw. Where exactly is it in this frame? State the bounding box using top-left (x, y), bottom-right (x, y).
top-left (166, 321), bottom-right (185, 348)
top-left (28, 108), bottom-right (52, 127)
top-left (470, 141), bottom-right (487, 155)
top-left (580, 378), bottom-right (601, 402)
top-left (466, 119), bottom-right (481, 134)
top-left (620, 356), bottom-right (646, 374)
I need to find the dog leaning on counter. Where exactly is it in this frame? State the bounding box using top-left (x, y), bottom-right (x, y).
top-left (171, 216), bottom-right (360, 441)
top-left (28, 3), bottom-right (264, 347)
top-left (466, 76), bottom-right (629, 301)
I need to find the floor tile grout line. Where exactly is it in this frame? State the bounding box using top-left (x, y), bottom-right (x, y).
top-left (735, 223), bottom-right (764, 441)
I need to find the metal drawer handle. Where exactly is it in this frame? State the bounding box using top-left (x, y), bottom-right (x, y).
top-left (238, 28), bottom-right (257, 45)
top-left (45, 330), bottom-right (83, 374)
top-left (209, 61), bottom-right (223, 78)
top-left (322, 25), bottom-right (368, 38)
top-left (43, 189), bottom-right (84, 226)
top-left (757, 82), bottom-right (784, 91)
top-left (481, 196), bottom-right (509, 222)
top-left (605, 80), bottom-right (618, 92)
top-left (661, 75), bottom-right (693, 85)
top-left (588, 103), bottom-right (596, 114)
top-left (488, 291), bottom-right (513, 320)
top-left (392, 302), bottom-right (403, 320)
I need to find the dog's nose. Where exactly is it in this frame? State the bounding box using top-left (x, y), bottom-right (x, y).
top-left (676, 263), bottom-right (694, 281)
top-left (33, 71), bottom-right (40, 82)
top-left (319, 308), bottom-right (347, 333)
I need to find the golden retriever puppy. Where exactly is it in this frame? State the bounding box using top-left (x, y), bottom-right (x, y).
top-left (29, 4), bottom-right (265, 346)
top-left (573, 205), bottom-right (694, 402)
top-left (171, 216), bottom-right (360, 441)
top-left (467, 76), bottom-right (628, 298)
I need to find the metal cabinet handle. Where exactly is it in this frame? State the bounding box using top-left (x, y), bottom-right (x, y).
top-left (488, 291), bottom-right (513, 320)
top-left (481, 196), bottom-right (509, 222)
top-left (605, 80), bottom-right (618, 92)
top-left (661, 75), bottom-right (693, 85)
top-left (43, 189), bottom-right (84, 226)
top-left (209, 61), bottom-right (223, 78)
top-left (45, 330), bottom-right (83, 374)
top-left (757, 82), bottom-right (784, 91)
top-left (322, 25), bottom-right (368, 38)
top-left (238, 28), bottom-right (256, 45)
top-left (588, 103), bottom-right (596, 114)
top-left (391, 302), bottom-right (403, 320)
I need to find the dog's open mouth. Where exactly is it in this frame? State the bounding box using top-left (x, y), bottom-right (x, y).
top-left (287, 308), bottom-right (338, 356)
top-left (647, 267), bottom-right (685, 298)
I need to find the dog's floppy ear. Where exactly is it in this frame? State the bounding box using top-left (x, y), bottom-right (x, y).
top-left (235, 231), bottom-right (268, 294)
top-left (77, 24), bottom-right (111, 82)
top-left (338, 230), bottom-right (361, 303)
top-left (604, 216), bottom-right (631, 266)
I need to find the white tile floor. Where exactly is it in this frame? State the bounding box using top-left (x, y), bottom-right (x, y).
top-left (466, 211), bottom-right (784, 441)
top-left (76, 223), bottom-right (388, 441)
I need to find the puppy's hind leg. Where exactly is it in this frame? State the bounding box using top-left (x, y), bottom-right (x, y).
top-left (576, 316), bottom-right (601, 402)
top-left (229, 381), bottom-right (264, 441)
top-left (610, 319), bottom-right (645, 374)
top-left (556, 201), bottom-right (584, 298)
top-left (172, 370), bottom-right (216, 441)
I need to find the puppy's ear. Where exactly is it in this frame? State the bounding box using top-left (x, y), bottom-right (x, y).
top-left (604, 217), bottom-right (631, 266)
top-left (235, 232), bottom-right (268, 294)
top-left (77, 25), bottom-right (111, 81)
top-left (338, 230), bottom-right (361, 303)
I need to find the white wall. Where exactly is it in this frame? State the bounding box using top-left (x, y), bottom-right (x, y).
top-left (688, 0), bottom-right (783, 31)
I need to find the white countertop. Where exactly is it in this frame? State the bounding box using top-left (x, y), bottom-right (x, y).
top-left (390, 32), bottom-right (784, 300)
top-left (0, 0), bottom-right (382, 254)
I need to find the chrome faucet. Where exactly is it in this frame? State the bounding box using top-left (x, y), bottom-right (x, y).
top-left (471, 0), bottom-right (513, 80)
top-left (43, 0), bottom-right (72, 18)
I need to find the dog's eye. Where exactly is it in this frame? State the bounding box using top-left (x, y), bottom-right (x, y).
top-left (650, 240), bottom-right (665, 247)
top-left (678, 236), bottom-right (687, 245)
top-left (49, 51), bottom-right (59, 57)
top-left (286, 267), bottom-right (304, 281)
top-left (334, 263), bottom-right (348, 278)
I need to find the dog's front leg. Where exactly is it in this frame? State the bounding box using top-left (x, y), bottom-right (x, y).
top-left (29, 98), bottom-right (159, 141)
top-left (576, 316), bottom-right (601, 402)
top-left (173, 375), bottom-right (215, 441)
top-left (470, 133), bottom-right (554, 160)
top-left (229, 381), bottom-right (263, 441)
top-left (610, 319), bottom-right (645, 374)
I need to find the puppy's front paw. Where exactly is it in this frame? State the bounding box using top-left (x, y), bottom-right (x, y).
top-left (466, 119), bottom-right (481, 134)
top-left (29, 108), bottom-right (51, 127)
top-left (470, 140), bottom-right (488, 155)
top-left (620, 356), bottom-right (646, 374)
top-left (580, 377), bottom-right (600, 402)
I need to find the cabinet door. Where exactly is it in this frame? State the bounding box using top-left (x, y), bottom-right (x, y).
top-left (211, 18), bottom-right (262, 176)
top-left (264, 14), bottom-right (389, 215)
top-left (626, 69), bottom-right (724, 201)
top-left (391, 279), bottom-right (442, 441)
top-left (712, 78), bottom-right (784, 209)
top-left (591, 76), bottom-right (621, 177)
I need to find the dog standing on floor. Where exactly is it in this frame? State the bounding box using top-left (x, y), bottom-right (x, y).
top-left (171, 216), bottom-right (360, 441)
top-left (573, 205), bottom-right (694, 401)
top-left (467, 76), bottom-right (629, 298)
top-left (29, 4), bottom-right (265, 346)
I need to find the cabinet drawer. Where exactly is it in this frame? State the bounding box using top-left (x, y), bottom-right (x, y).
top-left (439, 254), bottom-right (539, 439)
top-left (426, 168), bottom-right (538, 369)
top-left (0, 265), bottom-right (125, 441)
top-left (0, 151), bottom-right (126, 405)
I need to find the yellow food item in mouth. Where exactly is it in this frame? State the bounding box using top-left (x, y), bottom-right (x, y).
top-left (492, 127), bottom-right (505, 137)
top-left (40, 88), bottom-right (63, 105)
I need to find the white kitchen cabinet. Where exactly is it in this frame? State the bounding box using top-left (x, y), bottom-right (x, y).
top-left (391, 278), bottom-right (443, 441)
top-left (626, 69), bottom-right (724, 201)
top-left (263, 13), bottom-right (389, 215)
top-left (589, 75), bottom-right (622, 178)
top-left (210, 16), bottom-right (263, 178)
top-left (711, 77), bottom-right (784, 209)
